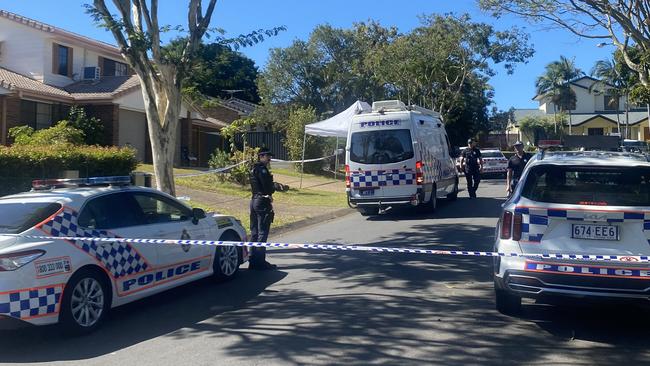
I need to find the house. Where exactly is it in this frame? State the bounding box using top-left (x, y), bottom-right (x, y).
top-left (509, 75), bottom-right (650, 146)
top-left (0, 9), bottom-right (242, 166)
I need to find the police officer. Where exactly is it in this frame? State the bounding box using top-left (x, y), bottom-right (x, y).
top-left (506, 141), bottom-right (531, 197)
top-left (249, 147), bottom-right (277, 270)
top-left (460, 138), bottom-right (483, 198)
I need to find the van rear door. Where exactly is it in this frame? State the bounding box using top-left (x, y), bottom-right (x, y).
top-left (349, 123), bottom-right (416, 200)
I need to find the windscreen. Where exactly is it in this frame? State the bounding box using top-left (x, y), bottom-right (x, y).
top-left (521, 165), bottom-right (650, 206)
top-left (482, 151), bottom-right (504, 158)
top-left (0, 202), bottom-right (62, 234)
top-left (350, 129), bottom-right (414, 164)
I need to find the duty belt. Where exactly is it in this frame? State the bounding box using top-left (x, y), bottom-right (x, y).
top-left (253, 194), bottom-right (272, 199)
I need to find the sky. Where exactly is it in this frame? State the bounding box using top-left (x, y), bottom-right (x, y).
top-left (0, 0), bottom-right (617, 111)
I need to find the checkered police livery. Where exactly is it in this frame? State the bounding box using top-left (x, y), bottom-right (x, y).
top-left (350, 169), bottom-right (415, 188)
top-left (0, 285), bottom-right (63, 319)
top-left (39, 208), bottom-right (149, 278)
top-left (515, 206), bottom-right (650, 244)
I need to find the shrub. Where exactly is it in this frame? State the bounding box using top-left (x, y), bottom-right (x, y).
top-left (65, 106), bottom-right (105, 145)
top-left (8, 122), bottom-right (85, 146)
top-left (0, 145), bottom-right (138, 196)
top-left (228, 147), bottom-right (258, 186)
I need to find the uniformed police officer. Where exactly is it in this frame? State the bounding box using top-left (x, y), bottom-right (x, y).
top-left (506, 141), bottom-right (531, 197)
top-left (249, 147), bottom-right (277, 270)
top-left (460, 138), bottom-right (483, 198)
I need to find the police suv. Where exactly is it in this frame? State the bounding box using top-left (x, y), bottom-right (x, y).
top-left (0, 177), bottom-right (247, 332)
top-left (345, 100), bottom-right (459, 216)
top-left (495, 150), bottom-right (650, 314)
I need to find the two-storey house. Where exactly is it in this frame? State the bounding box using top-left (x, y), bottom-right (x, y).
top-left (0, 10), bottom-right (249, 166)
top-left (509, 75), bottom-right (650, 146)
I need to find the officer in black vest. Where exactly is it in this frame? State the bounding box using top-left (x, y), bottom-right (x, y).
top-left (506, 141), bottom-right (531, 197)
top-left (460, 138), bottom-right (483, 198)
top-left (249, 147), bottom-right (277, 270)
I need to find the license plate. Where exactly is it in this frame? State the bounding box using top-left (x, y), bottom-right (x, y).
top-left (572, 224), bottom-right (619, 241)
top-left (355, 188), bottom-right (375, 196)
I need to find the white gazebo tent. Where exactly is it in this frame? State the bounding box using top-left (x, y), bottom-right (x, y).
top-left (300, 101), bottom-right (371, 187)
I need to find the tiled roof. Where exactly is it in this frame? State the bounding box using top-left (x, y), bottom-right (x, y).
top-left (0, 67), bottom-right (141, 101)
top-left (64, 75), bottom-right (140, 99)
top-left (0, 67), bottom-right (71, 98)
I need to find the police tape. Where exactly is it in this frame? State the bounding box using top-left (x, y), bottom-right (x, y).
top-left (16, 235), bottom-right (650, 263)
top-left (175, 161), bottom-right (247, 178)
top-left (271, 154), bottom-right (336, 164)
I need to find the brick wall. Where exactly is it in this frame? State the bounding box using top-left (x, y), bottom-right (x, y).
top-left (83, 104), bottom-right (119, 146)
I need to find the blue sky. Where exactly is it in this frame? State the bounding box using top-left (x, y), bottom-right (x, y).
top-left (1, 0), bottom-right (616, 111)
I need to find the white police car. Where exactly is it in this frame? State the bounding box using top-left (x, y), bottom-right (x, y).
top-left (0, 177), bottom-right (248, 332)
top-left (480, 149), bottom-right (508, 176)
top-left (494, 151), bottom-right (650, 314)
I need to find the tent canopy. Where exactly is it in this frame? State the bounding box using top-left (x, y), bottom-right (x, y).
top-left (305, 101), bottom-right (371, 138)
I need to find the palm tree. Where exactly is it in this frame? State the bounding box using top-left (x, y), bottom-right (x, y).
top-left (535, 56), bottom-right (583, 135)
top-left (591, 58), bottom-right (633, 139)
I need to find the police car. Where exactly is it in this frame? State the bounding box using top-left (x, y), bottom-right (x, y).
top-left (0, 177), bottom-right (248, 332)
top-left (494, 150), bottom-right (650, 314)
top-left (480, 149), bottom-right (508, 176)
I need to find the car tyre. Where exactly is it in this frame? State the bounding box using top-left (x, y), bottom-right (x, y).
top-left (447, 179), bottom-right (459, 201)
top-left (358, 207), bottom-right (379, 216)
top-left (213, 231), bottom-right (242, 282)
top-left (495, 289), bottom-right (522, 316)
top-left (60, 268), bottom-right (110, 335)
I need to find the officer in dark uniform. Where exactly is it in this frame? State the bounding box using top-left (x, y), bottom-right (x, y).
top-left (506, 141), bottom-right (531, 197)
top-left (249, 147), bottom-right (277, 270)
top-left (460, 138), bottom-right (483, 198)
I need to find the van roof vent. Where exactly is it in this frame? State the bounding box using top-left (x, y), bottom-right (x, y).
top-left (372, 100), bottom-right (407, 112)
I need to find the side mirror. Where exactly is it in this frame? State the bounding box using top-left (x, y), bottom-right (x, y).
top-left (192, 208), bottom-right (206, 224)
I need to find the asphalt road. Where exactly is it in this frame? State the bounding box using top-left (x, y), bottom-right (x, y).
top-left (3, 179), bottom-right (650, 365)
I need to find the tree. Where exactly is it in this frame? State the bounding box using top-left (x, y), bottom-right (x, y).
top-left (87, 1), bottom-right (283, 194)
top-left (65, 106), bottom-right (105, 145)
top-left (535, 56), bottom-right (582, 134)
top-left (181, 42), bottom-right (260, 102)
top-left (479, 0), bottom-right (650, 88)
top-left (590, 57), bottom-right (634, 137)
top-left (518, 115), bottom-right (559, 144)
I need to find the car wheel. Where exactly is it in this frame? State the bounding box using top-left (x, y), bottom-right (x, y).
top-left (495, 289), bottom-right (522, 316)
top-left (358, 207), bottom-right (379, 216)
top-left (447, 179), bottom-right (459, 201)
top-left (213, 231), bottom-right (242, 282)
top-left (60, 268), bottom-right (110, 334)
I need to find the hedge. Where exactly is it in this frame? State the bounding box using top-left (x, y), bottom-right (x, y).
top-left (0, 145), bottom-right (138, 196)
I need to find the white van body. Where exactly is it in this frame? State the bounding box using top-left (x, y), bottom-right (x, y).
top-left (345, 100), bottom-right (459, 215)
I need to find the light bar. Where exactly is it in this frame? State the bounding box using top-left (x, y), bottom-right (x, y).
top-left (32, 176), bottom-right (132, 189)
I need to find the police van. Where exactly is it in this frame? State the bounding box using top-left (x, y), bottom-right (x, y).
top-left (345, 100), bottom-right (459, 215)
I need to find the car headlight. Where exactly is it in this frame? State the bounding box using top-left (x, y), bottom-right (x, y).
top-left (0, 250), bottom-right (46, 271)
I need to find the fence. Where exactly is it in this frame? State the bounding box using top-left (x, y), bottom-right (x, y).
top-left (233, 131), bottom-right (289, 160)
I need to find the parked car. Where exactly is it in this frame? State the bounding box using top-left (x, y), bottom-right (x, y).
top-left (494, 150), bottom-right (650, 315)
top-left (0, 176), bottom-right (248, 333)
top-left (480, 149), bottom-right (508, 177)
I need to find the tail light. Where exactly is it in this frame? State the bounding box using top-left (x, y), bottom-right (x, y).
top-left (500, 211), bottom-right (512, 239)
top-left (345, 165), bottom-right (350, 188)
top-left (500, 210), bottom-right (523, 241)
top-left (415, 161), bottom-right (423, 185)
top-left (512, 213), bottom-right (523, 241)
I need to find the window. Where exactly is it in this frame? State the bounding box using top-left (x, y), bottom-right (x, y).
top-left (52, 43), bottom-right (73, 77)
top-left (132, 193), bottom-right (192, 224)
top-left (521, 165), bottom-right (650, 206)
top-left (350, 129), bottom-right (414, 164)
top-left (604, 95), bottom-right (619, 111)
top-left (78, 193), bottom-right (145, 230)
top-left (102, 58), bottom-right (129, 76)
top-left (0, 202), bottom-right (61, 234)
top-left (588, 128), bottom-right (604, 136)
top-left (20, 101), bottom-right (69, 130)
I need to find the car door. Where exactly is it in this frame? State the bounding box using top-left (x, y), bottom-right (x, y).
top-left (130, 191), bottom-right (210, 268)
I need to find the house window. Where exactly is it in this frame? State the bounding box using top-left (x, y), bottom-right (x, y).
top-left (604, 95), bottom-right (619, 111)
top-left (20, 101), bottom-right (70, 130)
top-left (103, 58), bottom-right (129, 76)
top-left (52, 44), bottom-right (73, 77)
top-left (588, 128), bottom-right (604, 136)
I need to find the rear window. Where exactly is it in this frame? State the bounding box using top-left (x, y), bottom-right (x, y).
top-left (482, 151), bottom-right (504, 158)
top-left (521, 165), bottom-right (650, 206)
top-left (0, 202), bottom-right (62, 234)
top-left (350, 129), bottom-right (414, 164)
